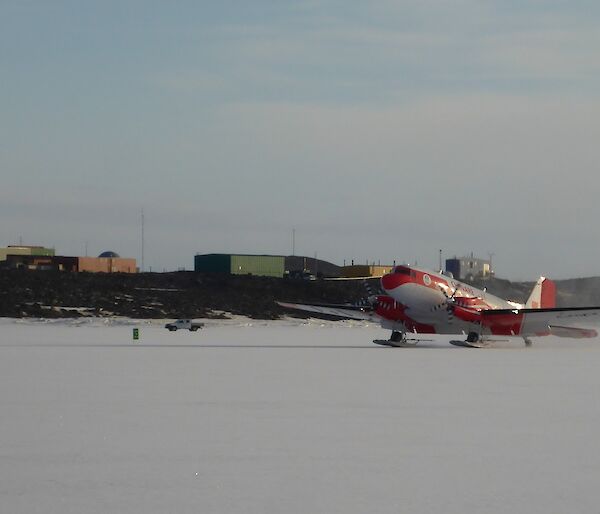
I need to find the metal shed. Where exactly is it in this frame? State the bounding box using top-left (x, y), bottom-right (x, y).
top-left (195, 254), bottom-right (285, 278)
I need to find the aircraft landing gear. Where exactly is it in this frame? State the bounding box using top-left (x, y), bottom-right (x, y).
top-left (373, 330), bottom-right (420, 347)
top-left (450, 331), bottom-right (489, 348)
top-left (466, 331), bottom-right (480, 343)
top-left (390, 330), bottom-right (405, 343)
top-left (523, 337), bottom-right (533, 347)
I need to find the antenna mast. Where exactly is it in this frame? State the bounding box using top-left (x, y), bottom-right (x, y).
top-left (141, 208), bottom-right (145, 273)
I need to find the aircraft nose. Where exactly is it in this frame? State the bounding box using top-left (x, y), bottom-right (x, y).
top-left (381, 272), bottom-right (403, 292)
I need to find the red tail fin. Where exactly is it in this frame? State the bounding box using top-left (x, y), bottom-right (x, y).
top-left (540, 278), bottom-right (556, 308)
top-left (525, 277), bottom-right (556, 309)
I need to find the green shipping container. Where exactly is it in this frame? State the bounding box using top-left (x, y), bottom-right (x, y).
top-left (230, 255), bottom-right (284, 278)
top-left (195, 254), bottom-right (285, 277)
top-left (194, 254), bottom-right (231, 273)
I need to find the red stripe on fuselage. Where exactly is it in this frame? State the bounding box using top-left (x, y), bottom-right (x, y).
top-left (451, 305), bottom-right (482, 324)
top-left (482, 312), bottom-right (524, 336)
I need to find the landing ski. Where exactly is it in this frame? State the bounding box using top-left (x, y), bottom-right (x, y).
top-left (373, 338), bottom-right (420, 347)
top-left (450, 339), bottom-right (491, 348)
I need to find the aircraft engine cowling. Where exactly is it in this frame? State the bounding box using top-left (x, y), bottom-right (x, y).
top-left (450, 305), bottom-right (482, 324)
top-left (374, 295), bottom-right (405, 320)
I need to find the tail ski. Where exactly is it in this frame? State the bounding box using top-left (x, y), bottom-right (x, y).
top-left (525, 277), bottom-right (556, 309)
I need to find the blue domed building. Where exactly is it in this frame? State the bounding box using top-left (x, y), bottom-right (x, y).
top-left (98, 251), bottom-right (120, 258)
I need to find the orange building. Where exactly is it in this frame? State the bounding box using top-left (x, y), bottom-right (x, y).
top-left (78, 256), bottom-right (137, 273)
top-left (2, 250), bottom-right (137, 273)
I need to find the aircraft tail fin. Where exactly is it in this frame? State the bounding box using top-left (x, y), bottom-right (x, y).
top-left (525, 277), bottom-right (556, 309)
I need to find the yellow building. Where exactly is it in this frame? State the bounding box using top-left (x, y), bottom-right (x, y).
top-left (341, 265), bottom-right (393, 278)
top-left (0, 245), bottom-right (55, 261)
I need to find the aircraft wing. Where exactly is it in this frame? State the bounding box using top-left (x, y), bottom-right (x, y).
top-left (276, 301), bottom-right (378, 321)
top-left (482, 306), bottom-right (600, 338)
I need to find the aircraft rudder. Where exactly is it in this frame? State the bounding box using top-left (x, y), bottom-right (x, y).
top-left (525, 276), bottom-right (556, 309)
top-left (540, 278), bottom-right (556, 308)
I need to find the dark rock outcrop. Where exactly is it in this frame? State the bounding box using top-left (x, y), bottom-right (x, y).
top-left (1, 269), bottom-right (599, 319)
top-left (0, 270), bottom-right (369, 319)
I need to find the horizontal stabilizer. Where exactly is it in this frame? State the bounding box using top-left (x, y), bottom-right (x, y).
top-left (549, 325), bottom-right (598, 339)
top-left (482, 306), bottom-right (600, 337)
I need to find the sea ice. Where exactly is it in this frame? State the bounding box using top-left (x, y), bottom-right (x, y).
top-left (1, 317), bottom-right (599, 513)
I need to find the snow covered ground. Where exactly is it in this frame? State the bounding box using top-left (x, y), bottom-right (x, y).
top-left (1, 317), bottom-right (600, 513)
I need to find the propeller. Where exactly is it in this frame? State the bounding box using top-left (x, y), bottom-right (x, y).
top-left (432, 284), bottom-right (462, 324)
top-left (354, 279), bottom-right (383, 311)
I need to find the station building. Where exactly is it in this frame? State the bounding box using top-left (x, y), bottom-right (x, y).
top-left (78, 251), bottom-right (137, 273)
top-left (284, 255), bottom-right (341, 278)
top-left (445, 254), bottom-right (492, 280)
top-left (0, 245), bottom-right (55, 262)
top-left (195, 254), bottom-right (285, 277)
top-left (2, 249), bottom-right (136, 273)
top-left (3, 254), bottom-right (78, 272)
top-left (340, 264), bottom-right (394, 278)
top-left (194, 253), bottom-right (342, 278)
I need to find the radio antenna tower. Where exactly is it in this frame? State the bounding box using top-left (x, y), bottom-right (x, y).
top-left (141, 208), bottom-right (145, 273)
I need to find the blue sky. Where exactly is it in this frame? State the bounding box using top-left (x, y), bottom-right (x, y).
top-left (2, 1), bottom-right (600, 278)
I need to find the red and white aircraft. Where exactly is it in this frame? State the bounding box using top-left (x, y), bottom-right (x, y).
top-left (278, 265), bottom-right (600, 347)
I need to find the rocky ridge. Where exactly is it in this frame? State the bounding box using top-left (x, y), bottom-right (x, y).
top-left (1, 269), bottom-right (599, 319)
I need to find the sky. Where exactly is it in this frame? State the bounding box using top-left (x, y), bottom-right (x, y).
top-left (1, 1), bottom-right (600, 279)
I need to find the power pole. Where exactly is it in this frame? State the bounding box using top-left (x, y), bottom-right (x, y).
top-left (141, 209), bottom-right (145, 273)
top-left (292, 228), bottom-right (295, 256)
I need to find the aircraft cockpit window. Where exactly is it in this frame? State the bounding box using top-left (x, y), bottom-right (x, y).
top-left (394, 267), bottom-right (411, 276)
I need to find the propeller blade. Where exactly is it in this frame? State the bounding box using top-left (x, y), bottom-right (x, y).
top-left (447, 303), bottom-right (454, 324)
top-left (354, 280), bottom-right (379, 311)
top-left (435, 283), bottom-right (461, 324)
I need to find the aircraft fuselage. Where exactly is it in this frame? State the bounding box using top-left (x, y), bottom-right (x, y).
top-left (379, 265), bottom-right (515, 335)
